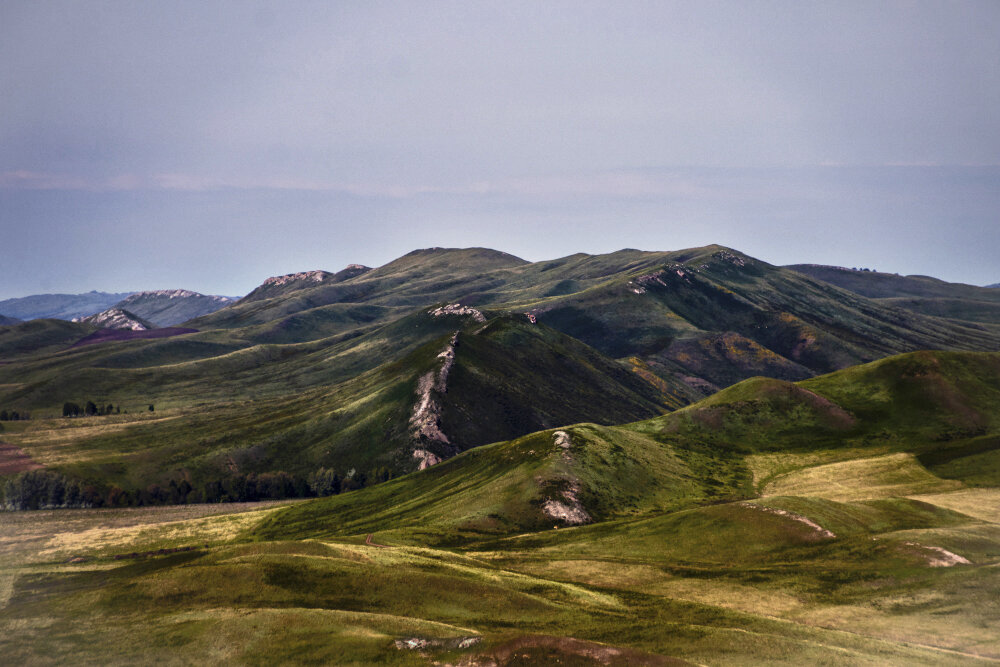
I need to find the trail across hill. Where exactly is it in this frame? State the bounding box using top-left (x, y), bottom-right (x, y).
top-left (365, 533), bottom-right (389, 548)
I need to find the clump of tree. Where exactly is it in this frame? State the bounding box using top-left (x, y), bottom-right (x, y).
top-left (307, 467), bottom-right (341, 496)
top-left (0, 409), bottom-right (29, 421)
top-left (3, 465), bottom-right (396, 511)
top-left (63, 401), bottom-right (120, 417)
top-left (2, 470), bottom-right (89, 510)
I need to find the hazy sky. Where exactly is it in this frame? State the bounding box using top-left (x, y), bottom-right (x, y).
top-left (2, 1), bottom-right (998, 298)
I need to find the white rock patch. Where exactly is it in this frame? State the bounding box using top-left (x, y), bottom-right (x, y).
top-left (428, 303), bottom-right (486, 322)
top-left (739, 502), bottom-right (836, 539)
top-left (553, 430), bottom-right (572, 462)
top-left (904, 542), bottom-right (971, 567)
top-left (541, 431), bottom-right (590, 525)
top-left (409, 333), bottom-right (459, 468)
top-left (262, 270), bottom-right (331, 287)
top-left (542, 493), bottom-right (590, 525)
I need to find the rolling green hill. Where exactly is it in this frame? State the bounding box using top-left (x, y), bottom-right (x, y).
top-left (184, 245), bottom-right (1000, 396)
top-left (0, 312), bottom-right (671, 492)
top-left (2, 246), bottom-right (999, 499)
top-left (255, 350), bottom-right (1000, 543)
top-left (4, 349), bottom-right (1000, 664)
top-left (788, 263), bottom-right (1000, 324)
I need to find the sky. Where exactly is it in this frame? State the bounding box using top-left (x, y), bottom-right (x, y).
top-left (1, 0), bottom-right (998, 298)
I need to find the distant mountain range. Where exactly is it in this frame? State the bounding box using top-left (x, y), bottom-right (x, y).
top-left (0, 289), bottom-right (235, 327)
top-left (113, 290), bottom-right (235, 326)
top-left (786, 264), bottom-right (1000, 324)
top-left (0, 291), bottom-right (132, 320)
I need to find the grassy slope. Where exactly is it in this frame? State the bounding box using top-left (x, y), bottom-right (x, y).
top-left (786, 264), bottom-right (1000, 302)
top-left (256, 350), bottom-right (1000, 547)
top-left (187, 245), bottom-right (1000, 389)
top-left (0, 319), bottom-right (97, 362)
top-left (0, 315), bottom-right (672, 489)
top-left (5, 351), bottom-right (1000, 663)
top-left (788, 264), bottom-right (1000, 324)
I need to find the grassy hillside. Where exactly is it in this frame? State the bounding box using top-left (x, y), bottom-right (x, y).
top-left (257, 350), bottom-right (1000, 546)
top-left (0, 314), bottom-right (672, 492)
top-left (0, 319), bottom-right (97, 361)
top-left (5, 349), bottom-right (1000, 664)
top-left (786, 264), bottom-right (1000, 302)
top-left (196, 246), bottom-right (1000, 388)
top-left (788, 264), bottom-right (1000, 324)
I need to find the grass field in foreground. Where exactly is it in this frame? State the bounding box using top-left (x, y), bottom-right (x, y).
top-left (3, 480), bottom-right (1000, 665)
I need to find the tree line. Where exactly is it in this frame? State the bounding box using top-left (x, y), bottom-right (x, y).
top-left (62, 401), bottom-right (122, 417)
top-left (2, 465), bottom-right (394, 511)
top-left (0, 409), bottom-right (30, 421)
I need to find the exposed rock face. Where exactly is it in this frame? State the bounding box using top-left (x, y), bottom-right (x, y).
top-left (541, 483), bottom-right (590, 525)
top-left (429, 303), bottom-right (486, 322)
top-left (738, 502), bottom-right (836, 539)
top-left (123, 289), bottom-right (212, 300)
top-left (904, 542), bottom-right (972, 567)
top-left (540, 431), bottom-right (591, 526)
top-left (113, 290), bottom-right (235, 326)
top-left (410, 332), bottom-right (459, 469)
top-left (76, 308), bottom-right (152, 331)
top-left (394, 636), bottom-right (481, 651)
top-left (262, 270), bottom-right (332, 288)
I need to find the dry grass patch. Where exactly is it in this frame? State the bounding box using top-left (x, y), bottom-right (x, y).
top-left (0, 501), bottom-right (301, 566)
top-left (510, 559), bottom-right (807, 617)
top-left (5, 414), bottom-right (182, 466)
top-left (763, 453), bottom-right (961, 501)
top-left (910, 488), bottom-right (1000, 524)
top-left (745, 446), bottom-right (892, 491)
top-left (39, 507), bottom-right (281, 560)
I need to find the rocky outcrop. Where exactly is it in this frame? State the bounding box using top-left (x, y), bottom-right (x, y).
top-left (410, 333), bottom-right (459, 469)
top-left (261, 270), bottom-right (331, 288)
top-left (540, 431), bottom-right (591, 526)
top-left (76, 308), bottom-right (153, 331)
top-left (429, 303), bottom-right (486, 322)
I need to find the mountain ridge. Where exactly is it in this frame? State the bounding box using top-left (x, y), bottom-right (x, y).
top-left (0, 291), bottom-right (133, 321)
top-left (1, 244), bottom-right (999, 494)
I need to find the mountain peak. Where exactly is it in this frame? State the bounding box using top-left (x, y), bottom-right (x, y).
top-left (261, 270), bottom-right (332, 288)
top-left (122, 289), bottom-right (232, 302)
top-left (76, 307), bottom-right (154, 331)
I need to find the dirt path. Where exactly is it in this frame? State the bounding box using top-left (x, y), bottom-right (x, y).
top-left (365, 533), bottom-right (390, 548)
top-left (0, 443), bottom-right (42, 475)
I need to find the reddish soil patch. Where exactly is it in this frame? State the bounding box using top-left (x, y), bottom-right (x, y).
top-left (71, 327), bottom-right (198, 348)
top-left (457, 636), bottom-right (689, 666)
top-left (365, 533), bottom-right (390, 548)
top-left (0, 443), bottom-right (43, 475)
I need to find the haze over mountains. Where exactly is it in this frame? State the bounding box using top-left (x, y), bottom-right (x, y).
top-left (787, 264), bottom-right (1000, 324)
top-left (0, 289), bottom-right (235, 327)
top-left (0, 291), bottom-right (132, 321)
